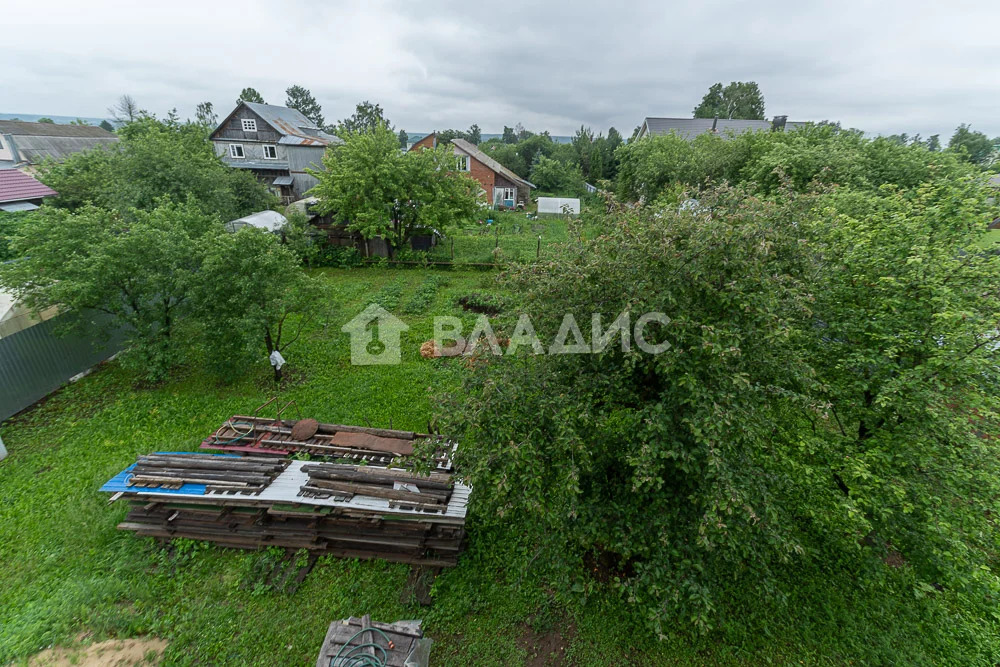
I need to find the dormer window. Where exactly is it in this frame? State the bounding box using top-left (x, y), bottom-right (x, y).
top-left (242, 119), bottom-right (257, 132)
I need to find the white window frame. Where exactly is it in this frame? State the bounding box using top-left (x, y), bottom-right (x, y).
top-left (242, 118), bottom-right (257, 132)
top-left (456, 155), bottom-right (469, 171)
top-left (262, 145), bottom-right (278, 160)
top-left (503, 187), bottom-right (516, 201)
top-left (229, 144), bottom-right (245, 159)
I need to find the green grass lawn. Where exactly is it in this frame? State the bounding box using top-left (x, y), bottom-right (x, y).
top-left (2, 268), bottom-right (997, 665)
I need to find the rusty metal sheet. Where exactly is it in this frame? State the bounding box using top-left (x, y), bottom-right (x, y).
top-left (329, 432), bottom-right (414, 455)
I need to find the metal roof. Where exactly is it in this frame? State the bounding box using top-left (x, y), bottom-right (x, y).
top-left (272, 175), bottom-right (294, 186)
top-left (451, 138), bottom-right (534, 189)
top-left (0, 120), bottom-right (116, 138)
top-left (0, 169), bottom-right (58, 204)
top-left (640, 117), bottom-right (808, 140)
top-left (9, 135), bottom-right (118, 164)
top-left (239, 103), bottom-right (343, 147)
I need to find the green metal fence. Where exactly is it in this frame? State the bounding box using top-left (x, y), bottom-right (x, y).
top-left (0, 312), bottom-right (123, 421)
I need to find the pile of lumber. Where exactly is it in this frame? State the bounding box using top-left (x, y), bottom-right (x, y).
top-left (316, 615), bottom-right (430, 667)
top-left (126, 454), bottom-right (288, 495)
top-left (299, 463), bottom-right (453, 513)
top-left (201, 415), bottom-right (453, 470)
top-left (103, 453), bottom-right (469, 567)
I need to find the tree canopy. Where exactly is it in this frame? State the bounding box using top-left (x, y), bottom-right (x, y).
top-left (948, 123), bottom-right (997, 165)
top-left (308, 123), bottom-right (479, 251)
top-left (285, 85), bottom-right (324, 128)
top-left (39, 116), bottom-right (273, 221)
top-left (693, 81), bottom-right (766, 120)
top-left (237, 87), bottom-right (265, 106)
top-left (337, 101), bottom-right (392, 136)
top-left (442, 175), bottom-right (1000, 635)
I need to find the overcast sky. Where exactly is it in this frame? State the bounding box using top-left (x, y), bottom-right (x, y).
top-left (3, 0), bottom-right (998, 139)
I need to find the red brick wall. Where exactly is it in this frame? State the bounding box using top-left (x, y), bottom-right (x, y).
top-left (468, 156), bottom-right (496, 204)
top-left (408, 133), bottom-right (437, 152)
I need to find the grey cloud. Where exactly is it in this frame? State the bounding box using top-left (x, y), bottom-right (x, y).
top-left (3, 0), bottom-right (999, 140)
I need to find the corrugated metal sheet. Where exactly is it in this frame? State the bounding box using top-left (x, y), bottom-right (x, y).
top-left (0, 121), bottom-right (116, 138)
top-left (12, 135), bottom-right (118, 163)
top-left (0, 311), bottom-right (123, 421)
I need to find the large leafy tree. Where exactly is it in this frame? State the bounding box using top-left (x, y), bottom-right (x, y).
top-left (693, 81), bottom-right (766, 120)
top-left (529, 154), bottom-right (584, 194)
top-left (441, 179), bottom-right (1000, 635)
top-left (308, 123), bottom-right (479, 252)
top-left (237, 87), bottom-right (265, 106)
top-left (194, 228), bottom-right (321, 381)
top-left (337, 101), bottom-right (392, 136)
top-left (285, 85), bottom-right (324, 127)
top-left (39, 116), bottom-right (273, 220)
top-left (0, 201), bottom-right (219, 381)
top-left (948, 123), bottom-right (996, 165)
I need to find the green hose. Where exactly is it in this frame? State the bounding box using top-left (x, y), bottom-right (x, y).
top-left (209, 420), bottom-right (255, 447)
top-left (329, 626), bottom-right (393, 667)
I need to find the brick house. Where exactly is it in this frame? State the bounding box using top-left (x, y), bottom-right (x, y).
top-left (409, 133), bottom-right (533, 208)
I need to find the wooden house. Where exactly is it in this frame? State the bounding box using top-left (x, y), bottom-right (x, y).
top-left (210, 102), bottom-right (343, 202)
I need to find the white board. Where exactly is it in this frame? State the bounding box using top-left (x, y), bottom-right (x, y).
top-left (537, 197), bottom-right (580, 215)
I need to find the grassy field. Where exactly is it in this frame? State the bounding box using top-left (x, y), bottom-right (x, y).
top-left (2, 267), bottom-right (998, 665)
top-left (420, 211), bottom-right (577, 264)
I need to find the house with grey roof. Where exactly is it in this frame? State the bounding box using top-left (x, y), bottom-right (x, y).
top-left (0, 120), bottom-right (118, 171)
top-left (635, 115), bottom-right (808, 140)
top-left (210, 102), bottom-right (343, 202)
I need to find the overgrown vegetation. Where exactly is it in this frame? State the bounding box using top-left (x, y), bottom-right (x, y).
top-left (439, 128), bottom-right (1000, 649)
top-left (308, 123), bottom-right (479, 253)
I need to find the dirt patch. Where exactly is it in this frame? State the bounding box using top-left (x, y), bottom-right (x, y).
top-left (516, 620), bottom-right (575, 667)
top-left (29, 637), bottom-right (167, 666)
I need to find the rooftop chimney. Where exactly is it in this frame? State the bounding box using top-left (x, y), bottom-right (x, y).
top-left (771, 115), bottom-right (788, 132)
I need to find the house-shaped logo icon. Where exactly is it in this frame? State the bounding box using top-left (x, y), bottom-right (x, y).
top-left (341, 304), bottom-right (409, 366)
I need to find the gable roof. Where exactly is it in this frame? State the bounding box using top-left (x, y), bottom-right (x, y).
top-left (639, 117), bottom-right (808, 140)
top-left (0, 169), bottom-right (58, 204)
top-left (451, 138), bottom-right (534, 189)
top-left (214, 103), bottom-right (343, 147)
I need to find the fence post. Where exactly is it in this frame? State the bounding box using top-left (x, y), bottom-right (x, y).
top-left (537, 235), bottom-right (541, 259)
top-left (450, 237), bottom-right (454, 260)
top-left (495, 227), bottom-right (499, 249)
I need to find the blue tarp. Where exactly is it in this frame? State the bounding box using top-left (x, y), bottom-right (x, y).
top-left (100, 452), bottom-right (240, 496)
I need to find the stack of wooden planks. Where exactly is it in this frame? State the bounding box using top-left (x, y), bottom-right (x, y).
top-left (201, 415), bottom-right (454, 470)
top-left (103, 453), bottom-right (469, 567)
top-left (299, 463), bottom-right (453, 513)
top-left (316, 615), bottom-right (430, 667)
top-left (126, 454), bottom-right (288, 495)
